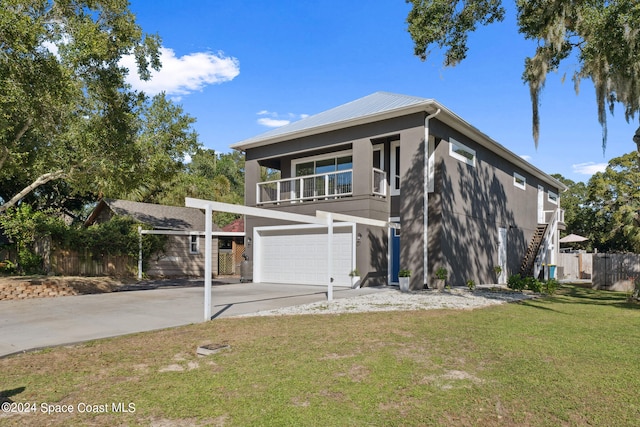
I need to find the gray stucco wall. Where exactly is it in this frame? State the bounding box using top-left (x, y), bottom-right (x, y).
top-left (428, 120), bottom-right (563, 286)
top-left (242, 111), bottom-right (563, 290)
top-left (243, 114), bottom-right (425, 287)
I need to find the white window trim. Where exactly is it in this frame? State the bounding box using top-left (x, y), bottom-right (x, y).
top-left (189, 234), bottom-right (199, 254)
top-left (449, 138), bottom-right (476, 167)
top-left (514, 172), bottom-right (527, 190)
top-left (372, 143), bottom-right (384, 170)
top-left (390, 140), bottom-right (400, 195)
top-left (291, 149), bottom-right (353, 177)
top-left (548, 190), bottom-right (559, 205)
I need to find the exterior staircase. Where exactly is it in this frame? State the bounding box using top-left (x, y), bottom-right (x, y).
top-left (519, 224), bottom-right (548, 277)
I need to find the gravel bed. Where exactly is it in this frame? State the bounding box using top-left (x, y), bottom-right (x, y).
top-left (236, 287), bottom-right (536, 317)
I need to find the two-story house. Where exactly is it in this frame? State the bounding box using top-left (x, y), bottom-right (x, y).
top-left (231, 92), bottom-right (566, 290)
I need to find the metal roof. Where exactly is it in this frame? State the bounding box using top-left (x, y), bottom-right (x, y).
top-left (231, 92), bottom-right (434, 150)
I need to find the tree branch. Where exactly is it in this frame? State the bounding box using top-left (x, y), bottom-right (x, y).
top-left (0, 118), bottom-right (32, 172)
top-left (0, 170), bottom-right (67, 213)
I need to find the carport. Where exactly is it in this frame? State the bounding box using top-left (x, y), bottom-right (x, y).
top-left (184, 198), bottom-right (399, 321)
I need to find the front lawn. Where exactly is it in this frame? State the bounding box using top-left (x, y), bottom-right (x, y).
top-left (2, 285), bottom-right (639, 426)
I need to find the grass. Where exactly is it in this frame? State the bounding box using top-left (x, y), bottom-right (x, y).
top-left (2, 285), bottom-right (640, 426)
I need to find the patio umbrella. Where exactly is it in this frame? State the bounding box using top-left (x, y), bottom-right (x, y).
top-left (559, 233), bottom-right (589, 243)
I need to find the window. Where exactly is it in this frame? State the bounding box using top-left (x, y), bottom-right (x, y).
top-left (548, 190), bottom-right (559, 205)
top-left (514, 172), bottom-right (526, 190)
top-left (291, 150), bottom-right (354, 199)
top-left (292, 150), bottom-right (353, 177)
top-left (449, 139), bottom-right (476, 167)
top-left (219, 238), bottom-right (233, 250)
top-left (190, 235), bottom-right (199, 254)
top-left (390, 140), bottom-right (400, 195)
top-left (372, 144), bottom-right (384, 170)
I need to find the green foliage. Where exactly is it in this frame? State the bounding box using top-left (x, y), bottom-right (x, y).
top-left (349, 268), bottom-right (360, 277)
top-left (553, 156), bottom-right (640, 253)
top-left (406, 0), bottom-right (640, 150)
top-left (0, 259), bottom-right (16, 274)
top-left (524, 276), bottom-right (542, 293)
top-left (466, 279), bottom-right (476, 290)
top-left (136, 148), bottom-right (245, 227)
top-left (508, 273), bottom-right (558, 294)
top-left (0, 204), bottom-right (63, 273)
top-left (435, 267), bottom-right (448, 280)
top-left (493, 265), bottom-right (502, 276)
top-left (399, 269), bottom-right (412, 277)
top-left (0, 204), bottom-right (166, 274)
top-left (544, 278), bottom-right (559, 295)
top-left (0, 0), bottom-right (161, 212)
top-left (507, 274), bottom-right (526, 291)
top-left (587, 152), bottom-right (640, 252)
top-left (406, 0), bottom-right (505, 66)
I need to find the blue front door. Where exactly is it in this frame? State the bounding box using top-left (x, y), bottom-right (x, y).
top-left (391, 226), bottom-right (400, 283)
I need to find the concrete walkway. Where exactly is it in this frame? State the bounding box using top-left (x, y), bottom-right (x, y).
top-left (0, 282), bottom-right (387, 358)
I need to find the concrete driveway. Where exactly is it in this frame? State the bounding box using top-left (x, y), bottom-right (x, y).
top-left (0, 281), bottom-right (386, 358)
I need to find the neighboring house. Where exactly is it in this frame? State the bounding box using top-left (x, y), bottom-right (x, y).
top-left (231, 92), bottom-right (566, 290)
top-left (85, 199), bottom-right (222, 278)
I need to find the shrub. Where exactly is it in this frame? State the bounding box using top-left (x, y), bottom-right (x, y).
top-left (399, 269), bottom-right (411, 278)
top-left (435, 267), bottom-right (447, 280)
top-left (524, 276), bottom-right (542, 293)
top-left (544, 278), bottom-right (559, 295)
top-left (466, 279), bottom-right (476, 290)
top-left (507, 274), bottom-right (525, 291)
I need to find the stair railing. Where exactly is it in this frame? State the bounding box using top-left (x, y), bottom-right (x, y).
top-left (532, 209), bottom-right (561, 278)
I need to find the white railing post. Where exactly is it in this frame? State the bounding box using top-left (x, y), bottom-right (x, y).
top-left (256, 182), bottom-right (261, 204)
top-left (276, 181), bottom-right (281, 203)
top-left (325, 174), bottom-right (330, 197)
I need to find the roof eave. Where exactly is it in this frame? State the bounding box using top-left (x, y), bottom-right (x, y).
top-left (434, 109), bottom-right (568, 192)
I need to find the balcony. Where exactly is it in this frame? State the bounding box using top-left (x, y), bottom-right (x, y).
top-left (257, 169), bottom-right (387, 205)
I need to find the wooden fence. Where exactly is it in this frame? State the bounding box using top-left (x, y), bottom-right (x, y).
top-left (50, 250), bottom-right (136, 277)
top-left (558, 252), bottom-right (640, 291)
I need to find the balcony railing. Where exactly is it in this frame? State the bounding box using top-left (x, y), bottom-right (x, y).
top-left (257, 170), bottom-right (353, 205)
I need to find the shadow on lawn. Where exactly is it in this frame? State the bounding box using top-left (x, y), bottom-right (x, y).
top-left (0, 386), bottom-right (25, 404)
top-left (555, 285), bottom-right (639, 310)
top-left (514, 285), bottom-right (640, 312)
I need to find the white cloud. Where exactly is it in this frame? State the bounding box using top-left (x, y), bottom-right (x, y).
top-left (121, 47), bottom-right (239, 97)
top-left (258, 118), bottom-right (291, 127)
top-left (519, 154), bottom-right (532, 161)
top-left (572, 162), bottom-right (607, 175)
top-left (256, 111), bottom-right (307, 128)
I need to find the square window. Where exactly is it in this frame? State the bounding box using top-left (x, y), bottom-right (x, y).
top-left (449, 139), bottom-right (476, 167)
top-left (190, 235), bottom-right (199, 254)
top-left (514, 172), bottom-right (526, 190)
top-left (548, 191), bottom-right (558, 205)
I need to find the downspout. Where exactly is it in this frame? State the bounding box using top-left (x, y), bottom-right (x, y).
top-left (424, 108), bottom-right (441, 288)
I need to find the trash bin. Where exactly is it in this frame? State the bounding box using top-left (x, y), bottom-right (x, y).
top-left (240, 260), bottom-right (253, 283)
top-left (549, 265), bottom-right (557, 279)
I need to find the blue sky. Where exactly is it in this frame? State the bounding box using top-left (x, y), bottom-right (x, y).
top-left (125, 0), bottom-right (639, 183)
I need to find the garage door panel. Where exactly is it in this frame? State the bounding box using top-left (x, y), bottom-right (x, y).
top-left (258, 227), bottom-right (353, 286)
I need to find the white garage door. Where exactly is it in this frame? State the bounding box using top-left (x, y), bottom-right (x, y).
top-left (256, 225), bottom-right (353, 286)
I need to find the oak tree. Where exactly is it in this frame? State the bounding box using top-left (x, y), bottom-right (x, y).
top-left (406, 0), bottom-right (640, 151)
top-left (0, 0), bottom-right (161, 213)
